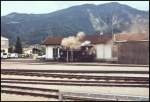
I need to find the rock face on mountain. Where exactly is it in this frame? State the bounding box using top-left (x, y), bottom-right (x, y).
top-left (1, 2), bottom-right (149, 45)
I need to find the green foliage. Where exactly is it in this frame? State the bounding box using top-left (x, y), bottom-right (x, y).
top-left (8, 46), bottom-right (14, 53)
top-left (15, 36), bottom-right (23, 54)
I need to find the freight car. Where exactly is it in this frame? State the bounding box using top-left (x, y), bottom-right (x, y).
top-left (53, 45), bottom-right (96, 62)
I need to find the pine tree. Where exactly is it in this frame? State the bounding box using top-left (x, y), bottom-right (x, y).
top-left (15, 36), bottom-right (23, 54)
top-left (8, 46), bottom-right (14, 53)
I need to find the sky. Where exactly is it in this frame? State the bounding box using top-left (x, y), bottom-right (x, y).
top-left (1, 1), bottom-right (149, 16)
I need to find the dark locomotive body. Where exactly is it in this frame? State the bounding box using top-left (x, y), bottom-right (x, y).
top-left (53, 45), bottom-right (96, 62)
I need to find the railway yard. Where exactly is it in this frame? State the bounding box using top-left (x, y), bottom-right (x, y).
top-left (1, 59), bottom-right (149, 101)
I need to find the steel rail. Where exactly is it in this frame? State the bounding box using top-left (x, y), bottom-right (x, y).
top-left (1, 78), bottom-right (149, 84)
top-left (2, 81), bottom-right (149, 87)
top-left (2, 72), bottom-right (149, 81)
top-left (1, 69), bottom-right (149, 74)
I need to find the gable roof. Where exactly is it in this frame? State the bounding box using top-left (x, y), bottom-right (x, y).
top-left (42, 36), bottom-right (63, 45)
top-left (42, 35), bottom-right (112, 45)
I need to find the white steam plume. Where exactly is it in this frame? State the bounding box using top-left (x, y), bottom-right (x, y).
top-left (61, 32), bottom-right (86, 49)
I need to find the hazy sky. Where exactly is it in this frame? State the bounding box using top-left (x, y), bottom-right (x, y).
top-left (1, 1), bottom-right (149, 16)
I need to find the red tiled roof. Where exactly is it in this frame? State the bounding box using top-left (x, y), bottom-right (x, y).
top-left (114, 33), bottom-right (149, 42)
top-left (42, 36), bottom-right (63, 45)
top-left (84, 35), bottom-right (112, 44)
top-left (42, 35), bottom-right (112, 45)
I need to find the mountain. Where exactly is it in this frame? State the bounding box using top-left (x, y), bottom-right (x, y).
top-left (1, 2), bottom-right (149, 45)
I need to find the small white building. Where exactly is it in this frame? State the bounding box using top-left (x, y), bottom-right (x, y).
top-left (43, 35), bottom-right (114, 61)
top-left (43, 37), bottom-right (62, 59)
top-left (1, 36), bottom-right (9, 53)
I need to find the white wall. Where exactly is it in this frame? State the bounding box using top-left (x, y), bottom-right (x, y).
top-left (45, 44), bottom-right (112, 60)
top-left (95, 44), bottom-right (104, 59)
top-left (95, 43), bottom-right (112, 60)
top-left (104, 44), bottom-right (112, 59)
top-left (1, 38), bottom-right (9, 53)
top-left (45, 46), bottom-right (54, 59)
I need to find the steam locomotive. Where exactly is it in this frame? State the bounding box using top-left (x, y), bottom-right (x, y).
top-left (53, 45), bottom-right (96, 62)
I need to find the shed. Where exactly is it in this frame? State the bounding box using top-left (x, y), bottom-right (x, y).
top-left (114, 33), bottom-right (149, 64)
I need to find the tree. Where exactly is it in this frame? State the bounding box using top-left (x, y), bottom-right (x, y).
top-left (8, 46), bottom-right (14, 53)
top-left (15, 36), bottom-right (23, 54)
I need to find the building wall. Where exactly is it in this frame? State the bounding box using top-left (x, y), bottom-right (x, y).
top-left (104, 44), bottom-right (112, 59)
top-left (45, 46), bottom-right (54, 59)
top-left (1, 39), bottom-right (9, 53)
top-left (95, 43), bottom-right (112, 60)
top-left (45, 42), bottom-right (113, 61)
top-left (117, 41), bottom-right (149, 65)
top-left (95, 44), bottom-right (104, 59)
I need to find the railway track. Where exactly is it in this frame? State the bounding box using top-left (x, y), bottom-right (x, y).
top-left (1, 78), bottom-right (149, 87)
top-left (1, 85), bottom-right (120, 101)
top-left (1, 85), bottom-right (59, 99)
top-left (1, 69), bottom-right (149, 87)
top-left (1, 69), bottom-right (149, 101)
top-left (1, 69), bottom-right (149, 74)
top-left (1, 85), bottom-right (112, 101)
top-left (2, 78), bottom-right (148, 84)
top-left (1, 85), bottom-right (149, 101)
top-left (2, 71), bottom-right (149, 80)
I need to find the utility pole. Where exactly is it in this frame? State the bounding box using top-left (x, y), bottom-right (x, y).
top-left (112, 15), bottom-right (118, 35)
top-left (71, 49), bottom-right (73, 62)
top-left (112, 15), bottom-right (116, 63)
top-left (112, 16), bottom-right (114, 36)
top-left (112, 25), bottom-right (114, 36)
top-left (67, 50), bottom-right (68, 62)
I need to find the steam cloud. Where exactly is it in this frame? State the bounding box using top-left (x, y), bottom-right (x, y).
top-left (61, 32), bottom-right (86, 49)
top-left (61, 31), bottom-right (96, 56)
